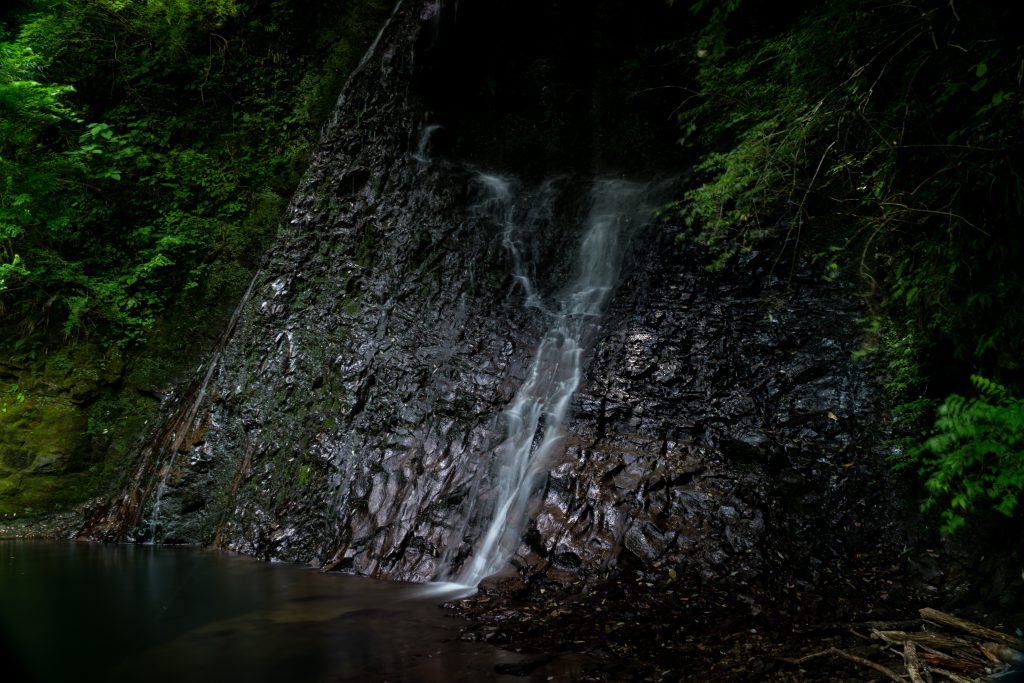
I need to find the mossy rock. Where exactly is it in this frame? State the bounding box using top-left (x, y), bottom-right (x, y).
top-left (0, 475), bottom-right (22, 500)
top-left (0, 395), bottom-right (91, 515)
top-left (0, 472), bottom-right (102, 517)
top-left (36, 343), bottom-right (124, 403)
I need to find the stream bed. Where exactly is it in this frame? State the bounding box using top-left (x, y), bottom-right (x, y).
top-left (0, 540), bottom-right (581, 683)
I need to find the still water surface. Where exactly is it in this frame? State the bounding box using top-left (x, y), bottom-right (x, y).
top-left (0, 540), bottom-right (567, 682)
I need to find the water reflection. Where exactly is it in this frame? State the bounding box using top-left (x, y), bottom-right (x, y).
top-left (0, 541), bottom-right (579, 682)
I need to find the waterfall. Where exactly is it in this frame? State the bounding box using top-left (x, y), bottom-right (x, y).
top-left (83, 0), bottom-right (677, 580)
top-left (432, 175), bottom-right (654, 591)
top-left (412, 123), bottom-right (442, 164)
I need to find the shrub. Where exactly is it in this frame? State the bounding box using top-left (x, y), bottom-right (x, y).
top-left (905, 375), bottom-right (1024, 533)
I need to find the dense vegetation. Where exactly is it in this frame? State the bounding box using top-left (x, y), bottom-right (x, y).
top-left (0, 0), bottom-right (390, 515)
top-left (670, 0), bottom-right (1024, 532)
top-left (1, 0), bottom-right (390, 341)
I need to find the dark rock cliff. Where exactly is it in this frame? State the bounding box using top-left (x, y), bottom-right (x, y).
top-left (81, 0), bottom-right (905, 612)
top-left (518, 229), bottom-right (905, 608)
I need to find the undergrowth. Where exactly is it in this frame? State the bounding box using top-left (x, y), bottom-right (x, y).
top-left (904, 375), bottom-right (1024, 533)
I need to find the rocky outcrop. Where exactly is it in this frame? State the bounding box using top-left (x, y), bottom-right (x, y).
top-left (83, 0), bottom-right (561, 580)
top-left (513, 231), bottom-right (905, 605)
top-left (82, 0), bottom-right (903, 610)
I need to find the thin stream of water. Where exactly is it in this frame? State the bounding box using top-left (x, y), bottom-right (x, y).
top-left (432, 175), bottom-right (653, 591)
top-left (144, 270), bottom-right (263, 543)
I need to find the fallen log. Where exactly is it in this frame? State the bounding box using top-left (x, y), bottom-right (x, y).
top-left (929, 668), bottom-right (977, 683)
top-left (919, 650), bottom-right (987, 677)
top-left (873, 629), bottom-right (972, 650)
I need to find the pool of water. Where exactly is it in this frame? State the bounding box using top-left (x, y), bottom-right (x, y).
top-left (0, 540), bottom-right (578, 682)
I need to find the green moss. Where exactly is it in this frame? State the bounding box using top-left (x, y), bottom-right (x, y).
top-left (0, 475), bottom-right (21, 500)
top-left (0, 395), bottom-right (92, 515)
top-left (354, 226), bottom-right (375, 268)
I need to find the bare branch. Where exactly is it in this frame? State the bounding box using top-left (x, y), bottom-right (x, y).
top-left (778, 646), bottom-right (905, 682)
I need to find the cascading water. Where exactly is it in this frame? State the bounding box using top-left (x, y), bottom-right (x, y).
top-left (473, 173), bottom-right (552, 312)
top-left (434, 174), bottom-right (656, 590)
top-left (412, 123), bottom-right (443, 164)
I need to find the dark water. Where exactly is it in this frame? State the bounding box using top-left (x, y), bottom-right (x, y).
top-left (0, 540), bottom-right (578, 682)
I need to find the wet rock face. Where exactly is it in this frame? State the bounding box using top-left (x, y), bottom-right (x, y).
top-left (516, 233), bottom-right (904, 604)
top-left (88, 0), bottom-right (587, 581)
top-left (128, 3), bottom-right (546, 578)
top-left (85, 0), bottom-right (902, 602)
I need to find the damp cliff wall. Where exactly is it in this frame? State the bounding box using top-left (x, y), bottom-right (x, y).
top-left (81, 0), bottom-right (905, 603)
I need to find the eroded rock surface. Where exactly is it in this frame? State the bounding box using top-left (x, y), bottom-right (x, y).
top-left (509, 228), bottom-right (905, 608)
top-left (82, 0), bottom-right (904, 614)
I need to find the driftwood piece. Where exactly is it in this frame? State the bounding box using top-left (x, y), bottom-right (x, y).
top-left (919, 608), bottom-right (1024, 650)
top-left (904, 641), bottom-right (927, 683)
top-left (779, 647), bottom-right (904, 682)
top-left (873, 629), bottom-right (972, 650)
top-left (929, 668), bottom-right (977, 683)
top-left (864, 619), bottom-right (930, 632)
top-left (919, 650), bottom-right (986, 677)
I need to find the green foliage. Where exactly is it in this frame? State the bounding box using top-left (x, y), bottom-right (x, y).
top-left (673, 0), bottom-right (1024, 364)
top-left (683, 0), bottom-right (743, 57)
top-left (902, 376), bottom-right (1024, 533)
top-left (0, 0), bottom-right (389, 343)
top-left (666, 0), bottom-right (1024, 532)
top-left (0, 40), bottom-right (76, 294)
top-left (669, 2), bottom-right (861, 273)
top-left (1, 382), bottom-right (27, 413)
top-left (0, 0), bottom-right (390, 516)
